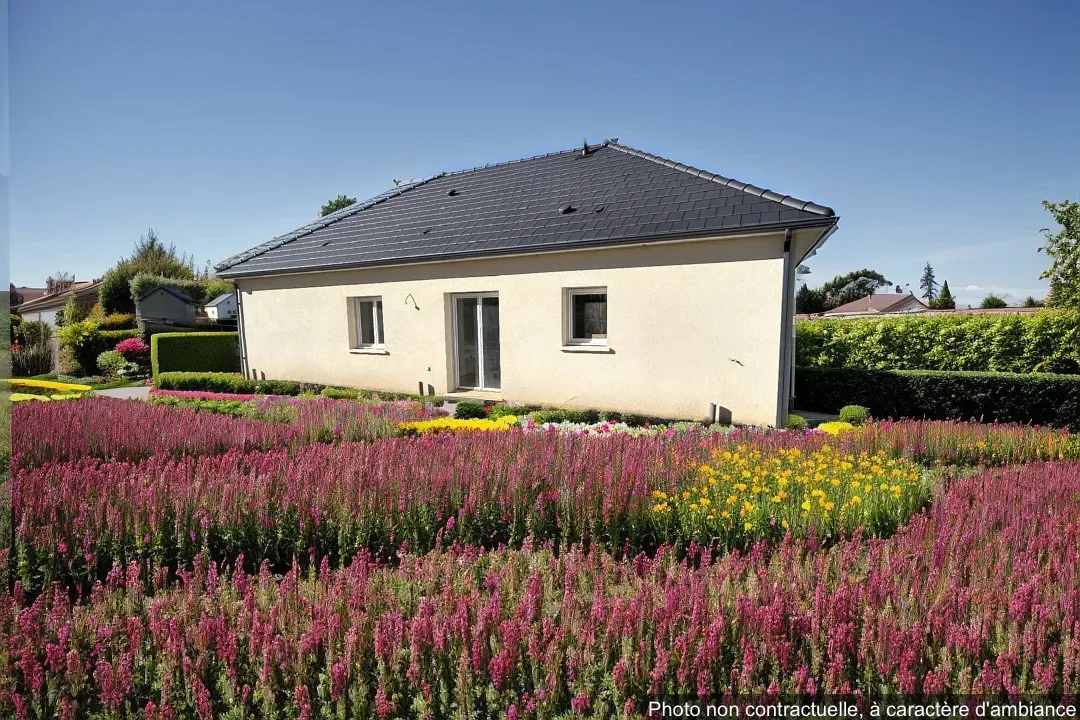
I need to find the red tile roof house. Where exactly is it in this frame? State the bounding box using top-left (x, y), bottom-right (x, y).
top-left (820, 288), bottom-right (928, 318)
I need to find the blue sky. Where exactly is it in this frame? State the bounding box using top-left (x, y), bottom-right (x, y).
top-left (9, 0), bottom-right (1079, 308)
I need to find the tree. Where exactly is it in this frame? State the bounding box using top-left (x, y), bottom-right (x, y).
top-left (919, 262), bottom-right (939, 301)
top-left (1021, 296), bottom-right (1044, 308)
top-left (796, 269), bottom-right (892, 314)
top-left (321, 194), bottom-right (357, 217)
top-left (99, 228), bottom-right (198, 314)
top-left (981, 293), bottom-right (1008, 309)
top-left (931, 280), bottom-right (956, 309)
top-left (795, 283), bottom-right (825, 314)
top-left (1038, 200), bottom-right (1080, 308)
top-left (9, 284), bottom-right (23, 309)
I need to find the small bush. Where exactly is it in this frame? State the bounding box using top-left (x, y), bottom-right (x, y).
top-left (11, 344), bottom-right (53, 377)
top-left (784, 413), bottom-right (808, 430)
top-left (527, 408), bottom-right (598, 424)
top-left (838, 404), bottom-right (870, 426)
top-left (115, 337), bottom-right (150, 363)
top-left (151, 332), bottom-right (239, 376)
top-left (486, 403), bottom-right (530, 419)
top-left (454, 401), bottom-right (487, 419)
top-left (320, 387), bottom-right (359, 400)
top-left (1041, 355), bottom-right (1080, 375)
top-left (98, 313), bottom-right (137, 330)
top-left (96, 350), bottom-right (127, 378)
top-left (57, 345), bottom-right (81, 376)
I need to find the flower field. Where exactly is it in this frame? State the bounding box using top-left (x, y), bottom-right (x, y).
top-left (4, 394), bottom-right (1080, 716)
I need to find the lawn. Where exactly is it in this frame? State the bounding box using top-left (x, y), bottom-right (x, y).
top-left (3, 394), bottom-right (1080, 717)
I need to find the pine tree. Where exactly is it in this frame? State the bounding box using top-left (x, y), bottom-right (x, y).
top-left (932, 280), bottom-right (956, 309)
top-left (919, 262), bottom-right (939, 301)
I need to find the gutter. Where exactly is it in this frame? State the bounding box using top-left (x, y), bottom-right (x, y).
top-left (217, 217), bottom-right (837, 281)
top-left (775, 230), bottom-right (795, 428)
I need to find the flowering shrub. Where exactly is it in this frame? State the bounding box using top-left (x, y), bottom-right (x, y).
top-left (651, 445), bottom-right (927, 542)
top-left (815, 420), bottom-right (855, 435)
top-left (114, 336), bottom-right (149, 363)
top-left (398, 415), bottom-right (518, 434)
top-left (5, 461), bottom-right (1080, 715)
top-left (3, 378), bottom-right (92, 395)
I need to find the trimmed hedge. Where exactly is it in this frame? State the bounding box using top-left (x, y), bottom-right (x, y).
top-left (795, 310), bottom-right (1080, 373)
top-left (151, 332), bottom-right (240, 376)
top-left (795, 367), bottom-right (1080, 429)
top-left (154, 371), bottom-right (441, 404)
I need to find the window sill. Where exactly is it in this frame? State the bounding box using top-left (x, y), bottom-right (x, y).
top-left (349, 347), bottom-right (389, 355)
top-left (561, 344), bottom-right (613, 354)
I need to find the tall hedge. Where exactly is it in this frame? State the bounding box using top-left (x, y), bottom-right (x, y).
top-left (151, 332), bottom-right (240, 376)
top-left (795, 310), bottom-right (1080, 372)
top-left (795, 367), bottom-right (1080, 429)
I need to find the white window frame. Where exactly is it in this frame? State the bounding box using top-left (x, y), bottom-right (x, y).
top-left (564, 287), bottom-right (608, 346)
top-left (350, 296), bottom-right (385, 349)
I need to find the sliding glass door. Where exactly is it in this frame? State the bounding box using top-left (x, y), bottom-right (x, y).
top-left (453, 293), bottom-right (500, 390)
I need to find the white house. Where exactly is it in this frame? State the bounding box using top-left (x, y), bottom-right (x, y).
top-left (205, 292), bottom-right (238, 321)
top-left (216, 140), bottom-right (839, 426)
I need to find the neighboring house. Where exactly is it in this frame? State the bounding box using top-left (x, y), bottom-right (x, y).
top-left (15, 280), bottom-right (101, 326)
top-left (822, 289), bottom-right (928, 318)
top-left (137, 287), bottom-right (197, 325)
top-left (216, 140), bottom-right (839, 426)
top-left (10, 285), bottom-right (48, 309)
top-left (205, 292), bottom-right (238, 321)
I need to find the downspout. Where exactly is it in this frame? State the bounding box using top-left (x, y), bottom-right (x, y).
top-left (235, 287), bottom-right (250, 378)
top-left (775, 230), bottom-right (794, 428)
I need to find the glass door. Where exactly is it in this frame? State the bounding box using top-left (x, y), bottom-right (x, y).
top-left (454, 293), bottom-right (500, 390)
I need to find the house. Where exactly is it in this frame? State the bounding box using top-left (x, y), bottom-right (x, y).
top-left (216, 140), bottom-right (839, 426)
top-left (205, 292), bottom-right (238, 321)
top-left (15, 280), bottom-right (101, 326)
top-left (822, 288), bottom-right (927, 318)
top-left (10, 284), bottom-right (48, 309)
top-left (137, 287), bottom-right (196, 325)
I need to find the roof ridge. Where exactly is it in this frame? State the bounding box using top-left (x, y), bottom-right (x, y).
top-left (438, 143), bottom-right (601, 179)
top-left (215, 174), bottom-right (446, 272)
top-left (603, 140), bottom-right (834, 217)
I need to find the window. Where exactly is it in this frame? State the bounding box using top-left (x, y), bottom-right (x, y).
top-left (351, 297), bottom-right (384, 348)
top-left (566, 287), bottom-right (607, 345)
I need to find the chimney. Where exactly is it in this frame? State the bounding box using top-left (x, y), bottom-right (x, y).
top-left (895, 285), bottom-right (902, 293)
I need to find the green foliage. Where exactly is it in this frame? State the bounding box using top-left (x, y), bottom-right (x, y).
top-left (59, 291), bottom-right (93, 327)
top-left (838, 404), bottom-right (870, 425)
top-left (321, 194), bottom-right (357, 217)
top-left (1022, 296), bottom-right (1043, 308)
top-left (795, 310), bottom-right (1080, 373)
top-left (8, 313), bottom-right (19, 343)
top-left (12, 344), bottom-right (53, 377)
top-left (453, 401), bottom-right (487, 419)
top-left (919, 262), bottom-right (938, 301)
top-left (929, 280), bottom-right (956, 309)
top-left (784, 413), bottom-right (808, 430)
top-left (15, 320), bottom-right (50, 347)
top-left (796, 367), bottom-right (1080, 428)
top-left (204, 277), bottom-right (234, 301)
top-left (151, 332), bottom-right (240, 376)
top-left (1039, 199), bottom-right (1080, 308)
top-left (320, 386), bottom-right (359, 400)
top-left (57, 345), bottom-right (80, 376)
top-left (1039, 356), bottom-right (1080, 375)
top-left (486, 403), bottom-right (530, 419)
top-left (154, 371), bottom-right (440, 403)
top-left (98, 265), bottom-right (137, 315)
top-left (981, 293), bottom-right (1008, 309)
top-left (527, 408), bottom-right (600, 424)
top-left (795, 269), bottom-right (891, 314)
top-left (96, 350), bottom-right (127, 378)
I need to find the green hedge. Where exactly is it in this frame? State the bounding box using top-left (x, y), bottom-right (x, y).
top-left (795, 367), bottom-right (1080, 428)
top-left (795, 310), bottom-right (1080, 372)
top-left (155, 371), bottom-right (441, 403)
top-left (151, 332), bottom-right (240, 376)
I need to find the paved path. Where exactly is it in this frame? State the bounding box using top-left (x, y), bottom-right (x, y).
top-left (95, 385), bottom-right (151, 400)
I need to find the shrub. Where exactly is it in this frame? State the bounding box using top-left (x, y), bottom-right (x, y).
top-left (453, 401), bottom-right (487, 419)
top-left (95, 350), bottom-right (127, 378)
top-left (11, 343), bottom-right (52, 377)
top-left (795, 310), bottom-right (1080, 373)
top-left (527, 408), bottom-right (599, 424)
top-left (156, 371), bottom-right (316, 396)
top-left (150, 331), bottom-right (239, 376)
top-left (838, 404), bottom-right (870, 425)
top-left (486, 403), bottom-right (529, 419)
top-left (15, 319), bottom-right (51, 347)
top-left (97, 312), bottom-right (136, 330)
top-left (784, 413), bottom-right (808, 430)
top-left (398, 416), bottom-right (518, 435)
top-left (796, 367), bottom-right (1080, 428)
top-left (57, 345), bottom-right (80, 375)
top-left (320, 386), bottom-right (359, 400)
top-left (114, 336), bottom-right (150, 363)
top-left (1040, 355), bottom-right (1080, 375)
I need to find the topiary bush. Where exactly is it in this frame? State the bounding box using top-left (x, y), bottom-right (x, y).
top-left (486, 403), bottom-right (530, 419)
top-left (454, 401), bottom-right (487, 419)
top-left (320, 387), bottom-right (359, 400)
top-left (838, 404), bottom-right (870, 426)
top-left (151, 332), bottom-right (240, 376)
top-left (96, 350), bottom-right (127, 378)
top-left (784, 413), bottom-right (808, 430)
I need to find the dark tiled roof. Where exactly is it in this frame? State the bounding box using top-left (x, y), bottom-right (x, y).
top-left (217, 140), bottom-right (836, 278)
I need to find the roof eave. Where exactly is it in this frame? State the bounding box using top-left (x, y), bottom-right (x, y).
top-left (218, 216), bottom-right (839, 280)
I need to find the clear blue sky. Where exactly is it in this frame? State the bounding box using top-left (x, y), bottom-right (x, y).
top-left (10, 0), bottom-right (1079, 308)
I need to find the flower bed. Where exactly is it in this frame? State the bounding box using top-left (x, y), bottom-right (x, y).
top-left (398, 415), bottom-right (518, 434)
top-left (148, 388), bottom-right (259, 402)
top-left (5, 461), bottom-right (1080, 716)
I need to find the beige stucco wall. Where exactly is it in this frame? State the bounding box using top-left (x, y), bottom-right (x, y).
top-left (236, 229), bottom-right (827, 425)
